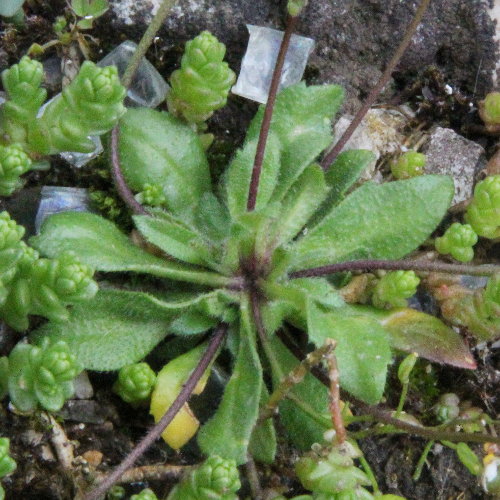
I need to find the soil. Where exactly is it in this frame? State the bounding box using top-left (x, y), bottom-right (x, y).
top-left (0, 1), bottom-right (499, 499)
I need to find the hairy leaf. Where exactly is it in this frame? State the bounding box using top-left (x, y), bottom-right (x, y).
top-left (194, 192), bottom-right (231, 243)
top-left (270, 335), bottom-right (330, 450)
top-left (133, 214), bottom-right (216, 267)
top-left (247, 83), bottom-right (344, 201)
top-left (291, 175), bottom-right (454, 270)
top-left (270, 164), bottom-right (328, 249)
top-left (225, 132), bottom-right (282, 218)
top-left (31, 212), bottom-right (230, 287)
top-left (248, 385), bottom-right (277, 463)
top-left (118, 108), bottom-right (211, 218)
top-left (198, 299), bottom-right (262, 464)
top-left (353, 306), bottom-right (476, 369)
top-left (307, 304), bottom-right (391, 404)
top-left (31, 289), bottom-right (219, 370)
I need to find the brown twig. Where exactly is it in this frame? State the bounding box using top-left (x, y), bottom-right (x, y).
top-left (83, 324), bottom-right (228, 500)
top-left (110, 126), bottom-right (149, 216)
top-left (320, 0), bottom-right (432, 170)
top-left (117, 463), bottom-right (189, 484)
top-left (326, 345), bottom-right (346, 444)
top-left (257, 341), bottom-right (335, 424)
top-left (247, 15), bottom-right (299, 211)
top-left (289, 259), bottom-right (500, 279)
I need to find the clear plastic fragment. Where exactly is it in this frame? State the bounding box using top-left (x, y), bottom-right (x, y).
top-left (98, 40), bottom-right (170, 108)
top-left (232, 25), bottom-right (314, 104)
top-left (60, 135), bottom-right (103, 168)
top-left (35, 186), bottom-right (91, 234)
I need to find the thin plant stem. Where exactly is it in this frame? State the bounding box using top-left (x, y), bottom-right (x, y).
top-left (326, 346), bottom-right (346, 444)
top-left (358, 455), bottom-right (380, 495)
top-left (275, 330), bottom-right (500, 445)
top-left (83, 324), bottom-right (228, 500)
top-left (320, 0), bottom-right (432, 170)
top-left (247, 14), bottom-right (298, 211)
top-left (121, 0), bottom-right (177, 88)
top-left (246, 455), bottom-right (263, 500)
top-left (395, 381), bottom-right (409, 418)
top-left (289, 259), bottom-right (500, 279)
top-left (413, 440), bottom-right (435, 481)
top-left (110, 126), bottom-right (149, 216)
top-left (257, 341), bottom-right (335, 424)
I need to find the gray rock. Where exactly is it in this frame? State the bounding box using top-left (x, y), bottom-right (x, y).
top-left (109, 0), bottom-right (496, 115)
top-left (422, 127), bottom-right (485, 205)
top-left (73, 371), bottom-right (94, 400)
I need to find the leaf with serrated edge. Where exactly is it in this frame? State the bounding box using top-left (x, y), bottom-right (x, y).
top-left (30, 212), bottom-right (230, 287)
top-left (119, 108), bottom-right (211, 219)
top-left (348, 305), bottom-right (476, 369)
top-left (225, 132), bottom-right (282, 218)
top-left (247, 82), bottom-right (344, 202)
top-left (198, 298), bottom-right (262, 464)
top-left (308, 303), bottom-right (391, 404)
top-left (31, 289), bottom-right (222, 370)
top-left (291, 175), bottom-right (454, 270)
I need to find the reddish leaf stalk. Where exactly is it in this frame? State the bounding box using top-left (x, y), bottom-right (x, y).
top-left (320, 0), bottom-right (432, 170)
top-left (110, 126), bottom-right (149, 216)
top-left (289, 259), bottom-right (500, 279)
top-left (83, 324), bottom-right (228, 500)
top-left (247, 15), bottom-right (299, 211)
top-left (326, 344), bottom-right (346, 444)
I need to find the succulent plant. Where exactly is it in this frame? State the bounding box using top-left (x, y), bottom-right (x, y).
top-left (372, 271), bottom-right (420, 309)
top-left (113, 362), bottom-right (156, 404)
top-left (391, 151), bottom-right (426, 180)
top-left (465, 175), bottom-right (500, 240)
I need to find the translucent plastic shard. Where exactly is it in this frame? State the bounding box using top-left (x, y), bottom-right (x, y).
top-left (98, 40), bottom-right (169, 108)
top-left (232, 25), bottom-right (314, 104)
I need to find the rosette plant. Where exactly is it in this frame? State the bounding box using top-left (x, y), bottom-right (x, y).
top-left (31, 79), bottom-right (480, 458)
top-left (23, 1), bottom-right (500, 498)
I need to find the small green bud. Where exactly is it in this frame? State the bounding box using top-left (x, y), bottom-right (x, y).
top-left (167, 456), bottom-right (240, 500)
top-left (296, 442), bottom-right (371, 495)
top-left (434, 393), bottom-right (460, 423)
top-left (481, 92), bottom-right (500, 125)
top-left (106, 485), bottom-right (126, 499)
top-left (372, 271), bottom-right (420, 309)
top-left (135, 183), bottom-right (167, 208)
top-left (287, 0), bottom-right (308, 16)
top-left (391, 151), bottom-right (426, 180)
top-left (465, 175), bottom-right (500, 239)
top-left (1, 56), bottom-right (46, 105)
top-left (114, 363), bottom-right (156, 404)
top-left (0, 211), bottom-right (24, 250)
top-left (435, 223), bottom-right (478, 262)
top-left (0, 144), bottom-right (32, 196)
top-left (53, 15), bottom-right (67, 34)
top-left (39, 339), bottom-right (82, 383)
top-left (397, 353), bottom-right (418, 385)
top-left (0, 438), bottom-right (16, 478)
top-left (168, 31), bottom-right (236, 124)
top-left (130, 488), bottom-right (157, 500)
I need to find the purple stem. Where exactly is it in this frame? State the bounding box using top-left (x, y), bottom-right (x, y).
top-left (83, 324), bottom-right (228, 500)
top-left (289, 259), bottom-right (500, 279)
top-left (319, 0), bottom-right (432, 170)
top-left (247, 15), bottom-right (298, 211)
top-left (110, 125), bottom-right (149, 216)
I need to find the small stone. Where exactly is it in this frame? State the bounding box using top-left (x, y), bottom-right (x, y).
top-left (81, 450), bottom-right (103, 467)
top-left (73, 371), bottom-right (94, 400)
top-left (35, 186), bottom-right (91, 234)
top-left (98, 40), bottom-right (169, 108)
top-left (232, 25), bottom-right (314, 104)
top-left (58, 400), bottom-right (107, 424)
top-left (422, 127), bottom-right (485, 205)
top-left (460, 275), bottom-right (489, 290)
top-left (333, 109), bottom-right (408, 180)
